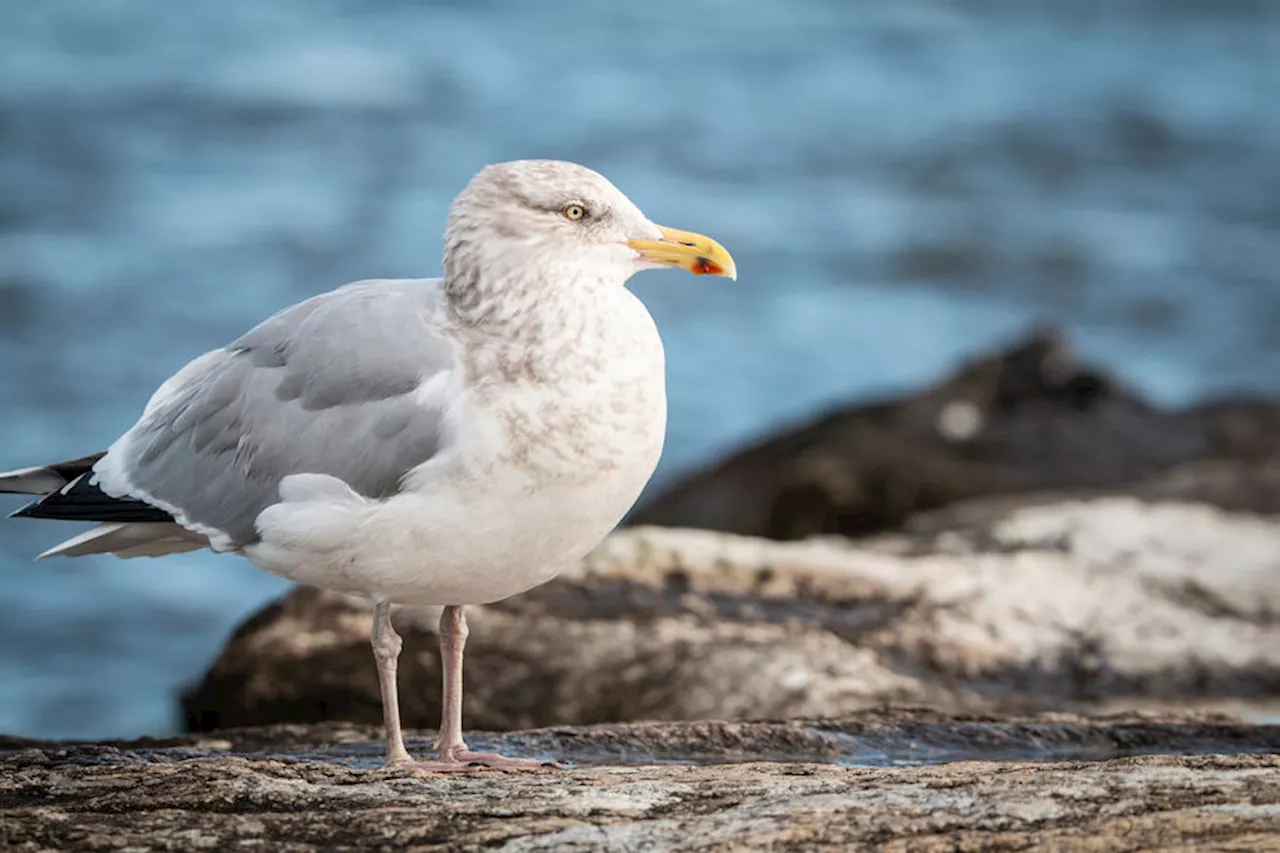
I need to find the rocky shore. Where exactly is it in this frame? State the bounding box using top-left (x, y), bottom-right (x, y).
top-left (4, 714), bottom-right (1280, 851)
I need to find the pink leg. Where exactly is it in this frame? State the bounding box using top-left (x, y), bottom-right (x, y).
top-left (373, 602), bottom-right (556, 772)
top-left (433, 604), bottom-right (469, 757)
top-left (371, 600), bottom-right (413, 765)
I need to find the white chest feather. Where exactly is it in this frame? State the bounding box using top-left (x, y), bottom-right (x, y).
top-left (246, 284), bottom-right (667, 606)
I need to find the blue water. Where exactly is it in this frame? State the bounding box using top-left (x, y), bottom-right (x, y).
top-left (2, 1), bottom-right (1278, 739)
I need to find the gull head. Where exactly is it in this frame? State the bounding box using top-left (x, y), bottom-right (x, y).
top-left (442, 160), bottom-right (736, 293)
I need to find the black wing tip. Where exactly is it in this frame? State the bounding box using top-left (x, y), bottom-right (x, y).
top-left (9, 475), bottom-right (176, 524)
top-left (8, 502), bottom-right (39, 519)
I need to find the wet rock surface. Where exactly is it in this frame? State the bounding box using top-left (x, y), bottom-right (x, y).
top-left (183, 498), bottom-right (1280, 732)
top-left (2, 716), bottom-right (1279, 851)
top-left (632, 328), bottom-right (1280, 540)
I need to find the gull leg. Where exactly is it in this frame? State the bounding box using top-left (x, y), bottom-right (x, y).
top-left (433, 604), bottom-right (470, 758)
top-left (433, 605), bottom-right (557, 770)
top-left (371, 600), bottom-right (413, 766)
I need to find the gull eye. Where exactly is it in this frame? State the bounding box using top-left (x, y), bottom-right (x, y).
top-left (562, 203), bottom-right (587, 221)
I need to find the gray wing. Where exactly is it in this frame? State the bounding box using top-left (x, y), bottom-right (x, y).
top-left (96, 278), bottom-right (457, 549)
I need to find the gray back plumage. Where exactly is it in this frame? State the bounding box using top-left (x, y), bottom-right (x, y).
top-left (109, 280), bottom-right (456, 547)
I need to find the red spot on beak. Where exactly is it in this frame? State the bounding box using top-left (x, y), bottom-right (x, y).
top-left (692, 257), bottom-right (723, 276)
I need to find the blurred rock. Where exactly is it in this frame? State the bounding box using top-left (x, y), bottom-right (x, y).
top-left (4, 716), bottom-right (1279, 851)
top-left (183, 498), bottom-right (1280, 733)
top-left (631, 327), bottom-right (1280, 540)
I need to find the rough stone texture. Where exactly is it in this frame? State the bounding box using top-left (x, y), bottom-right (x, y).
top-left (631, 328), bottom-right (1280, 540)
top-left (2, 717), bottom-right (1279, 852)
top-left (184, 498), bottom-right (1280, 732)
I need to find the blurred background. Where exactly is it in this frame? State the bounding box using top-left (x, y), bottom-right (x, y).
top-left (1, 1), bottom-right (1278, 740)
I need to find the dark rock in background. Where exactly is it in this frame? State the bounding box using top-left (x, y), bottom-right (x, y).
top-left (631, 328), bottom-right (1280, 539)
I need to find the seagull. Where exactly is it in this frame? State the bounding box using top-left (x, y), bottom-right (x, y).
top-left (0, 160), bottom-right (736, 771)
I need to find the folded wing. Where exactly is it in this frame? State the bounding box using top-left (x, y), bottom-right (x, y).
top-left (10, 278), bottom-right (458, 556)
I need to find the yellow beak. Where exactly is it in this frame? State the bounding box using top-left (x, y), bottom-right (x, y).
top-left (626, 225), bottom-right (737, 280)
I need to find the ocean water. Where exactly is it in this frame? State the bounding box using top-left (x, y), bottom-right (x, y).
top-left (1, 1), bottom-right (1278, 739)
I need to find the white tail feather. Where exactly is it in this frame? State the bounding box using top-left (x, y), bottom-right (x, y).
top-left (38, 522), bottom-right (209, 559)
top-left (0, 465), bottom-right (69, 495)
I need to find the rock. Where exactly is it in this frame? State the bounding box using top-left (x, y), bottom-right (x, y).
top-left (630, 327), bottom-right (1280, 539)
top-left (3, 715), bottom-right (1279, 851)
top-left (183, 498), bottom-right (1280, 732)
